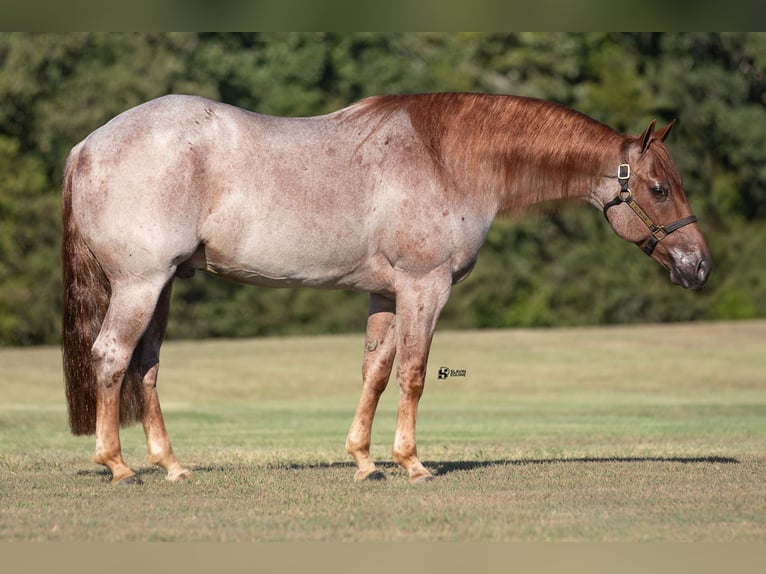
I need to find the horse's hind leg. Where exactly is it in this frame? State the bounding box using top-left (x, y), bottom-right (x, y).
top-left (138, 280), bottom-right (190, 481)
top-left (346, 294), bottom-right (397, 481)
top-left (91, 277), bottom-right (169, 485)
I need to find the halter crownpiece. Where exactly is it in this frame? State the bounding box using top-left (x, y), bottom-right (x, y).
top-left (603, 157), bottom-right (698, 256)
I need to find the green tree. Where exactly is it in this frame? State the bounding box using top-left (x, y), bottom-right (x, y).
top-left (0, 135), bottom-right (58, 344)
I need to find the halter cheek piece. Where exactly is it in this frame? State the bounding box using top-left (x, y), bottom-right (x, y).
top-left (602, 161), bottom-right (698, 256)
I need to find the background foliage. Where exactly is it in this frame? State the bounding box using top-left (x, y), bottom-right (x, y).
top-left (1, 32), bottom-right (764, 345)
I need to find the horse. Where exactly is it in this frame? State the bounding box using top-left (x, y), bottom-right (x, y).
top-left (62, 92), bottom-right (711, 485)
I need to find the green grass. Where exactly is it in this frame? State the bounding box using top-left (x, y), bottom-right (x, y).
top-left (1, 321), bottom-right (765, 541)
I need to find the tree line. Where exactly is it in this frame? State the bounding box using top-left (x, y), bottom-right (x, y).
top-left (1, 32), bottom-right (764, 345)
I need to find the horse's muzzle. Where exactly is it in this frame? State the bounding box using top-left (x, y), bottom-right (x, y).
top-left (670, 253), bottom-right (712, 289)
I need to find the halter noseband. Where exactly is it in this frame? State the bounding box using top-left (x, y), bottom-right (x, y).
top-left (602, 150), bottom-right (698, 256)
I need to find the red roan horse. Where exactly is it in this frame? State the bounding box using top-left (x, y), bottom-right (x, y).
top-left (62, 93), bottom-right (711, 485)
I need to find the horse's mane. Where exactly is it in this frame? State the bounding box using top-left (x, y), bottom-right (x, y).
top-left (345, 93), bottom-right (625, 213)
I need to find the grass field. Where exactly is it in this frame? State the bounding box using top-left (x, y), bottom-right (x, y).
top-left (1, 321), bottom-right (765, 542)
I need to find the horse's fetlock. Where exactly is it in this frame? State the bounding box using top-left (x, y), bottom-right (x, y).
top-left (392, 442), bottom-right (414, 465)
top-left (345, 430), bottom-right (369, 456)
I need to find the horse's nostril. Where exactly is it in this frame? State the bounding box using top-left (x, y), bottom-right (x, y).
top-left (696, 256), bottom-right (712, 285)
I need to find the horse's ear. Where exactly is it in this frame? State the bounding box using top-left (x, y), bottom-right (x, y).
top-left (654, 118), bottom-right (677, 143)
top-left (639, 120), bottom-right (656, 154)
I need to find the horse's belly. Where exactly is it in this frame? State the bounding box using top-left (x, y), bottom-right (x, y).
top-left (194, 236), bottom-right (395, 293)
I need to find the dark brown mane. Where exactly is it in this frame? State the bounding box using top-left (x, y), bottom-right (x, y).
top-left (349, 93), bottom-right (624, 213)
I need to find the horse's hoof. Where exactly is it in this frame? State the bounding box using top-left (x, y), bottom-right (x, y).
top-left (166, 469), bottom-right (192, 482)
top-left (115, 474), bottom-right (143, 486)
top-left (354, 469), bottom-right (386, 482)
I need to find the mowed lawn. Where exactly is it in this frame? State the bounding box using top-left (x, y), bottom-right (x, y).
top-left (1, 321), bottom-right (764, 541)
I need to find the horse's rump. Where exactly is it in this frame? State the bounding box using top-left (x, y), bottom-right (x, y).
top-left (61, 146), bottom-right (146, 435)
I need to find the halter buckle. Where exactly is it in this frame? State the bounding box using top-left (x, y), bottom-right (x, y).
top-left (617, 163), bottom-right (630, 181)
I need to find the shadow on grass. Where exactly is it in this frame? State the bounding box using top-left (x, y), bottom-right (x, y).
top-left (427, 455), bottom-right (740, 476)
top-left (75, 455), bottom-right (739, 481)
top-left (197, 455), bottom-right (741, 475)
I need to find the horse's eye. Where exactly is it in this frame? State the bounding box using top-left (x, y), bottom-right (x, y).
top-left (652, 185), bottom-right (669, 200)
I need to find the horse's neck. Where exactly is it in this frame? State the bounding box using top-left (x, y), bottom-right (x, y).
top-left (437, 102), bottom-right (624, 215)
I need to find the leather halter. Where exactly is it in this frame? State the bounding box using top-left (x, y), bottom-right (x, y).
top-left (602, 148), bottom-right (698, 256)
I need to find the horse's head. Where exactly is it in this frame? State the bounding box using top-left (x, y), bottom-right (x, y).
top-left (602, 120), bottom-right (711, 289)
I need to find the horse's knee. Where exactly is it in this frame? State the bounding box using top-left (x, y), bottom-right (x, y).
top-left (397, 363), bottom-right (426, 396)
top-left (362, 359), bottom-right (393, 389)
top-left (362, 334), bottom-right (396, 383)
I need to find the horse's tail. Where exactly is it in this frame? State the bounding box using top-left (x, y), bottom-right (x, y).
top-left (62, 145), bottom-right (145, 435)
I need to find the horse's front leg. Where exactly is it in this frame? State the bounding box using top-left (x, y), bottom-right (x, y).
top-left (391, 271), bottom-right (452, 483)
top-left (346, 294), bottom-right (397, 481)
